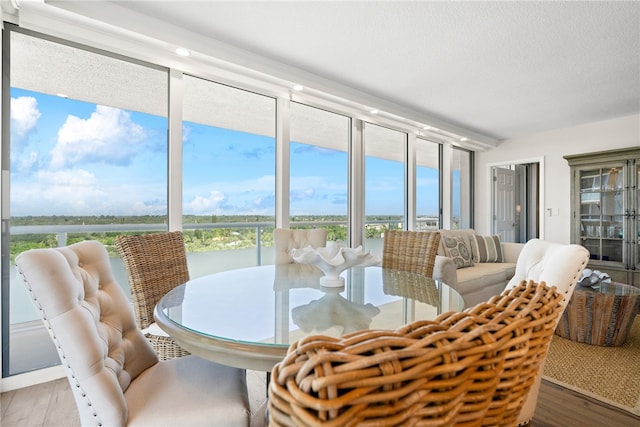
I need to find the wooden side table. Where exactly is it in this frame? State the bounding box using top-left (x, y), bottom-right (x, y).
top-left (556, 282), bottom-right (640, 346)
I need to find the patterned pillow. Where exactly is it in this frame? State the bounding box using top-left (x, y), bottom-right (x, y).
top-left (442, 235), bottom-right (474, 269)
top-left (471, 235), bottom-right (504, 263)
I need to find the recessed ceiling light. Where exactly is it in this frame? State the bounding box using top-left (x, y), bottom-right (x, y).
top-left (423, 126), bottom-right (431, 130)
top-left (370, 109), bottom-right (379, 114)
top-left (293, 84), bottom-right (303, 91)
top-left (175, 47), bottom-right (190, 57)
top-left (460, 137), bottom-right (468, 142)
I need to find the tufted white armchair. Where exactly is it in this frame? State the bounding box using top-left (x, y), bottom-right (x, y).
top-left (273, 227), bottom-right (328, 264)
top-left (504, 238), bottom-right (590, 426)
top-left (15, 240), bottom-right (251, 427)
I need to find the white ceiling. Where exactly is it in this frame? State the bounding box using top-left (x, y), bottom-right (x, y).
top-left (24, 1), bottom-right (640, 143)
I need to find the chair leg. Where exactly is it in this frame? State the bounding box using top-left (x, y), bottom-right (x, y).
top-left (265, 371), bottom-right (271, 425)
top-left (266, 371), bottom-right (271, 397)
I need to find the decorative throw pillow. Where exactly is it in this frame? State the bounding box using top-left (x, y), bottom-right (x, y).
top-left (442, 235), bottom-right (474, 269)
top-left (471, 235), bottom-right (504, 263)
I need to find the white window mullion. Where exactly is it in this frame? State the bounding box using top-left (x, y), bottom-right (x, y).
top-left (276, 96), bottom-right (290, 229)
top-left (168, 69), bottom-right (183, 232)
top-left (349, 119), bottom-right (364, 247)
top-left (442, 143), bottom-right (453, 230)
top-left (407, 132), bottom-right (417, 231)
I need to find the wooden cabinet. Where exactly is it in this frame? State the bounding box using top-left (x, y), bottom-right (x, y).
top-left (565, 148), bottom-right (640, 287)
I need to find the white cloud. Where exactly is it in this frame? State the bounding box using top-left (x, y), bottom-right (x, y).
top-left (12, 167), bottom-right (168, 216)
top-left (291, 188), bottom-right (315, 202)
top-left (185, 190), bottom-right (228, 214)
top-left (11, 96), bottom-right (40, 137)
top-left (18, 151), bottom-right (39, 171)
top-left (50, 105), bottom-right (146, 169)
top-left (37, 168), bottom-right (97, 187)
top-left (10, 168), bottom-right (106, 215)
top-left (252, 193), bottom-right (275, 210)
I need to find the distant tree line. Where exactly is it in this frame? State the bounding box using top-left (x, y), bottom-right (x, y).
top-left (9, 215), bottom-right (404, 261)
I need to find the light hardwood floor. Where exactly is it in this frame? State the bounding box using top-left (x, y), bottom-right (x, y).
top-left (1, 370), bottom-right (268, 427)
top-left (2, 375), bottom-right (639, 426)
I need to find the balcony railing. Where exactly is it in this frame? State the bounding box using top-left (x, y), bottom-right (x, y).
top-left (4, 218), bottom-right (439, 375)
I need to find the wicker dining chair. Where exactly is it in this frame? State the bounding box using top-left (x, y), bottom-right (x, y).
top-left (116, 231), bottom-right (191, 360)
top-left (382, 229), bottom-right (441, 277)
top-left (268, 280), bottom-right (563, 427)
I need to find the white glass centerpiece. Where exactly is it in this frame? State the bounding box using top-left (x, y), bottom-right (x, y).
top-left (291, 243), bottom-right (380, 287)
top-left (292, 286), bottom-right (380, 334)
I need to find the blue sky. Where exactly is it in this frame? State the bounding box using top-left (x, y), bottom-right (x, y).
top-left (10, 88), bottom-right (440, 217)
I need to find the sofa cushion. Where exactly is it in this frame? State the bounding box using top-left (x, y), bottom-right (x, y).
top-left (471, 235), bottom-right (504, 263)
top-left (437, 229), bottom-right (476, 256)
top-left (455, 262), bottom-right (516, 294)
top-left (442, 235), bottom-right (474, 269)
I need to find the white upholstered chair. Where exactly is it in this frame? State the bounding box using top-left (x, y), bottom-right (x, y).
top-left (504, 238), bottom-right (590, 426)
top-left (273, 227), bottom-right (327, 264)
top-left (15, 240), bottom-right (251, 427)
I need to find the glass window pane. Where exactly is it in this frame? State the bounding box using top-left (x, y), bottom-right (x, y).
top-left (182, 75), bottom-right (276, 275)
top-left (364, 123), bottom-right (406, 253)
top-left (290, 103), bottom-right (349, 244)
top-left (6, 30), bottom-right (168, 376)
top-left (416, 139), bottom-right (440, 231)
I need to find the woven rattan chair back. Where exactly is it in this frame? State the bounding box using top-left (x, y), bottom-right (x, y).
top-left (382, 230), bottom-right (441, 277)
top-left (268, 280), bottom-right (563, 427)
top-left (116, 231), bottom-right (190, 360)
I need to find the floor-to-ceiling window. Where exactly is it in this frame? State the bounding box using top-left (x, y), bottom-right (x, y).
top-left (451, 147), bottom-right (473, 229)
top-left (3, 28), bottom-right (169, 376)
top-left (1, 23), bottom-right (471, 382)
top-left (182, 75), bottom-right (276, 274)
top-left (289, 103), bottom-right (349, 243)
top-left (363, 123), bottom-right (407, 254)
top-left (416, 138), bottom-right (441, 230)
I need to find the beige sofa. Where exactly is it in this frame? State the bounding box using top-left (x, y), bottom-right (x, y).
top-left (432, 229), bottom-right (524, 308)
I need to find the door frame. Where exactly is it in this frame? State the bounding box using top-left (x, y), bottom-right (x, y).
top-left (486, 157), bottom-right (545, 241)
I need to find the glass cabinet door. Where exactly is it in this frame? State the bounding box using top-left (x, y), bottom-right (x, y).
top-left (635, 163), bottom-right (640, 270)
top-left (566, 149), bottom-right (640, 287)
top-left (579, 166), bottom-right (625, 264)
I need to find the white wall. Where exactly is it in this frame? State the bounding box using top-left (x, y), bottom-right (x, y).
top-left (475, 114), bottom-right (640, 243)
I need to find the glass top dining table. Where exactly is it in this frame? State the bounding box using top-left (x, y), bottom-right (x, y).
top-left (154, 264), bottom-right (465, 371)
